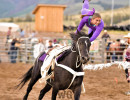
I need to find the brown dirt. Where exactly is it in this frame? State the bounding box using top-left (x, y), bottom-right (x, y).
top-left (0, 63), bottom-right (129, 100)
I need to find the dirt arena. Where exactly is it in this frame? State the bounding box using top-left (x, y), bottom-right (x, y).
top-left (0, 62), bottom-right (129, 100)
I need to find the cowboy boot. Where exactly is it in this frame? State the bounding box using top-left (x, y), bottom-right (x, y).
top-left (39, 70), bottom-right (48, 83)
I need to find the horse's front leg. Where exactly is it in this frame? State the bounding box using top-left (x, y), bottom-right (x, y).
top-left (72, 86), bottom-right (81, 100)
top-left (51, 84), bottom-right (59, 100)
top-left (38, 83), bottom-right (52, 100)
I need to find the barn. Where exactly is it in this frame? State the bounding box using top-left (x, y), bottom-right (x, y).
top-left (32, 4), bottom-right (66, 33)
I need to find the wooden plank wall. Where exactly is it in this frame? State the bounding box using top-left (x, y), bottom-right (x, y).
top-left (35, 6), bottom-right (64, 32)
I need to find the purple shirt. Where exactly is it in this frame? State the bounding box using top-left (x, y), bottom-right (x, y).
top-left (77, 16), bottom-right (104, 42)
top-left (77, 0), bottom-right (104, 42)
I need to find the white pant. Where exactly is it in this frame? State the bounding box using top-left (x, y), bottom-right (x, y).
top-left (41, 46), bottom-right (70, 78)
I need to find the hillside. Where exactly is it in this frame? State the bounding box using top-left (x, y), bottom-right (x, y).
top-left (101, 7), bottom-right (130, 25)
top-left (63, 7), bottom-right (130, 26)
top-left (0, 0), bottom-right (129, 18)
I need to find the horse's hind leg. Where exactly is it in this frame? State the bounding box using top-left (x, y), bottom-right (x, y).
top-left (38, 83), bottom-right (52, 100)
top-left (72, 86), bottom-right (81, 100)
top-left (23, 75), bottom-right (40, 100)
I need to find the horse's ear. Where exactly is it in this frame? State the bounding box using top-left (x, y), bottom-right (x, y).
top-left (88, 31), bottom-right (93, 38)
top-left (76, 29), bottom-right (79, 34)
top-left (70, 33), bottom-right (77, 41)
top-left (70, 33), bottom-right (75, 39)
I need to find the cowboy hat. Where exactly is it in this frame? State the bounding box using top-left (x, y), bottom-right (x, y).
top-left (124, 33), bottom-right (130, 38)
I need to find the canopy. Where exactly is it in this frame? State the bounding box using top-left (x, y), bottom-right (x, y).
top-left (0, 22), bottom-right (19, 32)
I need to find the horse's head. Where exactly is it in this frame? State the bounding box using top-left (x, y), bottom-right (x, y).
top-left (70, 31), bottom-right (91, 64)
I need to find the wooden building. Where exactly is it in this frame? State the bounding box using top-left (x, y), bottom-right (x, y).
top-left (32, 4), bottom-right (66, 33)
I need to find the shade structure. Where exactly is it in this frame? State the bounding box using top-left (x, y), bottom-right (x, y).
top-left (0, 22), bottom-right (19, 32)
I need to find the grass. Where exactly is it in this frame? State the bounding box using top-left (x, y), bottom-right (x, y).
top-left (15, 22), bottom-right (35, 32)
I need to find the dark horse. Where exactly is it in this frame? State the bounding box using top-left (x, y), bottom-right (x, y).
top-left (17, 31), bottom-right (91, 100)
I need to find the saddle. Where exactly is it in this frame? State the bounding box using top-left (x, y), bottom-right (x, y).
top-left (44, 51), bottom-right (69, 81)
top-left (39, 46), bottom-right (71, 83)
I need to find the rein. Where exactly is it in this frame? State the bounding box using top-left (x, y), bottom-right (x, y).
top-left (71, 36), bottom-right (89, 68)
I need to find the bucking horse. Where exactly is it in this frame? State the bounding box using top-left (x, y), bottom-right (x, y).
top-left (17, 31), bottom-right (91, 100)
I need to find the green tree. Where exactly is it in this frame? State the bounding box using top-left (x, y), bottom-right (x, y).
top-left (8, 17), bottom-right (14, 22)
top-left (15, 17), bottom-right (23, 22)
top-left (25, 14), bottom-right (32, 22)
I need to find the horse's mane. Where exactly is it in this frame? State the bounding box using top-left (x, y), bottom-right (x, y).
top-left (70, 31), bottom-right (89, 42)
top-left (57, 49), bottom-right (71, 62)
top-left (57, 31), bottom-right (89, 62)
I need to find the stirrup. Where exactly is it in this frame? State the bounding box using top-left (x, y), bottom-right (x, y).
top-left (39, 72), bottom-right (54, 83)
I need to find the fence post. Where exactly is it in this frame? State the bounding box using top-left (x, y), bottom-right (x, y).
top-left (25, 38), bottom-right (28, 63)
top-left (101, 39), bottom-right (106, 63)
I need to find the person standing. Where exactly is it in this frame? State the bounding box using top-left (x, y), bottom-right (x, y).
top-left (9, 38), bottom-right (18, 63)
top-left (101, 30), bottom-right (110, 42)
top-left (5, 27), bottom-right (12, 49)
top-left (123, 33), bottom-right (130, 95)
top-left (33, 38), bottom-right (45, 59)
top-left (6, 27), bottom-right (12, 41)
top-left (20, 29), bottom-right (25, 38)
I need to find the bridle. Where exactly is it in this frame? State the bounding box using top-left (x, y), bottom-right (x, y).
top-left (71, 37), bottom-right (90, 57)
top-left (71, 36), bottom-right (90, 68)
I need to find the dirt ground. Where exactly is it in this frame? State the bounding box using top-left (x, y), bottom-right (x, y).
top-left (0, 63), bottom-right (129, 100)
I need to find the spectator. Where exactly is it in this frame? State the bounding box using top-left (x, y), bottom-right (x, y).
top-left (53, 39), bottom-right (57, 44)
top-left (123, 33), bottom-right (130, 95)
top-left (106, 39), bottom-right (112, 62)
top-left (6, 27), bottom-right (12, 41)
top-left (101, 30), bottom-right (110, 42)
top-left (119, 40), bottom-right (127, 61)
top-left (123, 33), bottom-right (130, 62)
top-left (47, 40), bottom-right (53, 50)
top-left (20, 29), bottom-right (25, 38)
top-left (109, 40), bottom-right (120, 62)
top-left (33, 38), bottom-right (45, 59)
top-left (29, 30), bottom-right (37, 39)
top-left (9, 38), bottom-right (19, 63)
top-left (116, 39), bottom-right (122, 61)
top-left (5, 27), bottom-right (12, 50)
top-left (124, 33), bottom-right (130, 45)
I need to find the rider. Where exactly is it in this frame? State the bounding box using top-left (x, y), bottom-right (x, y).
top-left (77, 0), bottom-right (104, 42)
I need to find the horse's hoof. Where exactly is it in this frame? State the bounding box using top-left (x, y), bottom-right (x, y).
top-left (23, 96), bottom-right (27, 100)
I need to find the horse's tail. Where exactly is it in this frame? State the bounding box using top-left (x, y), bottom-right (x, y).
top-left (16, 66), bottom-right (33, 89)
